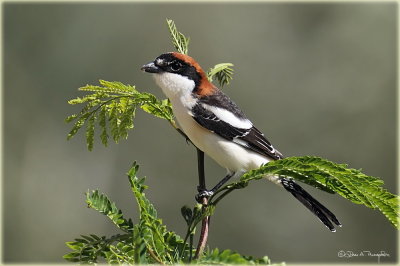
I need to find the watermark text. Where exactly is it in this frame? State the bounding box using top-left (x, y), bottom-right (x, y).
top-left (338, 250), bottom-right (390, 263)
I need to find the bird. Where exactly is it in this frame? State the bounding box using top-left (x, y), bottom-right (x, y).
top-left (141, 52), bottom-right (341, 232)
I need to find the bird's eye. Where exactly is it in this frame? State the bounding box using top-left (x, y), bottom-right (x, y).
top-left (170, 61), bottom-right (183, 72)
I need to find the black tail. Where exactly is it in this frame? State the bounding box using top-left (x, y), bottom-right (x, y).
top-left (281, 177), bottom-right (341, 232)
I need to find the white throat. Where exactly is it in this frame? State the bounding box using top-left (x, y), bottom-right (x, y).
top-left (153, 72), bottom-right (195, 100)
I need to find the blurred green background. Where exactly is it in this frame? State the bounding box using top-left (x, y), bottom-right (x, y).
top-left (3, 2), bottom-right (397, 264)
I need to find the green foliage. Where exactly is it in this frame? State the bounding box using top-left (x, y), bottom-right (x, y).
top-left (207, 63), bottom-right (235, 87)
top-left (208, 156), bottom-right (400, 229)
top-left (166, 18), bottom-right (190, 55)
top-left (64, 234), bottom-right (108, 263)
top-left (66, 79), bottom-right (174, 150)
top-left (127, 162), bottom-right (183, 263)
top-left (104, 240), bottom-right (135, 264)
top-left (65, 162), bottom-right (277, 264)
top-left (85, 190), bottom-right (134, 232)
top-left (64, 233), bottom-right (135, 264)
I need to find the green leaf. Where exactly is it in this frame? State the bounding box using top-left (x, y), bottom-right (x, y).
top-left (163, 231), bottom-right (187, 262)
top-left (207, 63), bottom-right (234, 87)
top-left (66, 80), bottom-right (175, 150)
top-left (225, 156), bottom-right (400, 229)
top-left (127, 162), bottom-right (182, 263)
top-left (99, 105), bottom-right (109, 146)
top-left (139, 92), bottom-right (174, 121)
top-left (86, 190), bottom-right (134, 232)
top-left (99, 80), bottom-right (137, 94)
top-left (109, 101), bottom-right (120, 143)
top-left (67, 112), bottom-right (91, 140)
top-left (118, 101), bottom-right (136, 140)
top-left (166, 18), bottom-right (190, 54)
top-left (106, 241), bottom-right (135, 264)
top-left (141, 102), bottom-right (173, 121)
top-left (79, 80), bottom-right (137, 95)
top-left (85, 114), bottom-right (96, 151)
top-left (132, 224), bottom-right (150, 264)
top-left (63, 234), bottom-right (108, 264)
top-left (65, 114), bottom-right (78, 123)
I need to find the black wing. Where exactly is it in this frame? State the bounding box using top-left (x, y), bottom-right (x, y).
top-left (240, 126), bottom-right (283, 160)
top-left (190, 103), bottom-right (283, 160)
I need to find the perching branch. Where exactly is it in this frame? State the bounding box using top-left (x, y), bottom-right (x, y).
top-left (195, 197), bottom-right (210, 259)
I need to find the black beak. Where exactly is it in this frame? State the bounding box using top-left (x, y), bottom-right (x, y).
top-left (141, 61), bottom-right (161, 73)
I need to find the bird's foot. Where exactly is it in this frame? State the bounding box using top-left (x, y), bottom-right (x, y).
top-left (195, 187), bottom-right (214, 203)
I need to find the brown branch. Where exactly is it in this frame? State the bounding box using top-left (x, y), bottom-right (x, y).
top-left (194, 197), bottom-right (210, 259)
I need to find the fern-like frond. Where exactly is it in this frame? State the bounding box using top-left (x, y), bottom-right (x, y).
top-left (104, 241), bottom-right (135, 264)
top-left (220, 156), bottom-right (399, 229)
top-left (63, 234), bottom-right (107, 263)
top-left (64, 161), bottom-right (282, 264)
top-left (66, 80), bottom-right (174, 150)
top-left (64, 233), bottom-right (134, 264)
top-left (139, 94), bottom-right (174, 121)
top-left (86, 190), bottom-right (134, 233)
top-left (207, 63), bottom-right (234, 87)
top-left (166, 18), bottom-right (190, 55)
top-left (80, 80), bottom-right (138, 95)
top-left (65, 162), bottom-right (189, 264)
top-left (127, 161), bottom-right (175, 262)
top-left (85, 114), bottom-right (96, 151)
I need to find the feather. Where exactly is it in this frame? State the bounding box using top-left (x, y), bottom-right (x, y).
top-left (190, 95), bottom-right (283, 160)
top-left (281, 178), bottom-right (341, 231)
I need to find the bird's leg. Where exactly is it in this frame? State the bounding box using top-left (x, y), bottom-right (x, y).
top-left (210, 172), bottom-right (235, 192)
top-left (196, 172), bottom-right (235, 202)
top-left (197, 149), bottom-right (206, 191)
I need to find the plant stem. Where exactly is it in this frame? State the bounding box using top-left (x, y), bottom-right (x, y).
top-left (180, 223), bottom-right (195, 259)
top-left (195, 197), bottom-right (210, 259)
top-left (189, 232), bottom-right (194, 261)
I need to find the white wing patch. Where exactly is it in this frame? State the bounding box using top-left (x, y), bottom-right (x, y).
top-left (201, 104), bottom-right (253, 129)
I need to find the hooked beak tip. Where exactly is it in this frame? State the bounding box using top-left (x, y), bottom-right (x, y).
top-left (141, 61), bottom-right (161, 73)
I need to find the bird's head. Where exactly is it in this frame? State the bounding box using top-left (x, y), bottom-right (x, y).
top-left (141, 52), bottom-right (215, 98)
